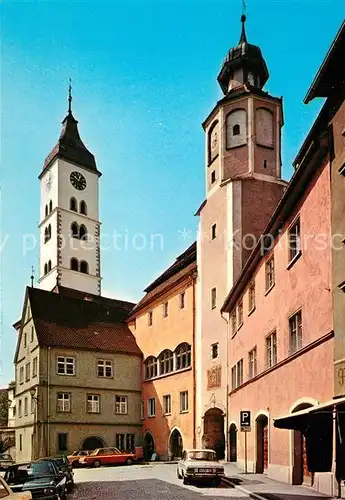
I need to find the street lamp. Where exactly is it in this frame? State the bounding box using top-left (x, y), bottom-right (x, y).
top-left (30, 388), bottom-right (39, 459)
top-left (30, 388), bottom-right (39, 402)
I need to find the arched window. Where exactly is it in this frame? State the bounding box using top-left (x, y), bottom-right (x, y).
top-left (145, 356), bottom-right (157, 380)
top-left (71, 222), bottom-right (79, 239)
top-left (208, 120), bottom-right (219, 164)
top-left (233, 124), bottom-right (240, 136)
top-left (79, 225), bottom-right (87, 241)
top-left (70, 258), bottom-right (79, 271)
top-left (48, 260), bottom-right (52, 272)
top-left (44, 263), bottom-right (48, 275)
top-left (158, 350), bottom-right (174, 375)
top-left (226, 109), bottom-right (247, 148)
top-left (70, 197), bottom-right (77, 212)
top-left (175, 343), bottom-right (191, 370)
top-left (80, 201), bottom-right (87, 215)
top-left (49, 200), bottom-right (53, 213)
top-left (45, 205), bottom-right (48, 217)
top-left (44, 227), bottom-right (50, 244)
top-left (80, 260), bottom-right (89, 274)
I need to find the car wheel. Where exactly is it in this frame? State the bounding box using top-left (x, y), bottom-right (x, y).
top-left (125, 458), bottom-right (133, 466)
top-left (94, 460), bottom-right (101, 468)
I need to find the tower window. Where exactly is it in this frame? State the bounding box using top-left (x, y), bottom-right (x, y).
top-left (233, 124), bottom-right (240, 136)
top-left (80, 201), bottom-right (87, 215)
top-left (70, 197), bottom-right (77, 212)
top-left (48, 260), bottom-right (52, 272)
top-left (79, 225), bottom-right (87, 241)
top-left (71, 222), bottom-right (79, 239)
top-left (44, 263), bottom-right (48, 275)
top-left (70, 258), bottom-right (79, 271)
top-left (80, 261), bottom-right (89, 274)
top-left (45, 205), bottom-right (48, 217)
top-left (44, 225), bottom-right (51, 244)
top-left (264, 160), bottom-right (267, 169)
top-left (49, 200), bottom-right (53, 213)
top-left (211, 171), bottom-right (216, 184)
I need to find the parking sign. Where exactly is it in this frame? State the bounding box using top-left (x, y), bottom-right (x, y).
top-left (240, 411), bottom-right (251, 432)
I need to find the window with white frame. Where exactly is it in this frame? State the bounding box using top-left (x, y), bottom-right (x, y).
top-left (175, 343), bottom-right (191, 370)
top-left (237, 300), bottom-right (243, 327)
top-left (115, 395), bottom-right (128, 414)
top-left (24, 397), bottom-right (28, 416)
top-left (57, 357), bottom-right (75, 376)
top-left (236, 359), bottom-right (244, 387)
top-left (248, 282), bottom-right (255, 312)
top-left (289, 218), bottom-right (301, 262)
top-left (31, 395), bottom-right (35, 414)
top-left (19, 366), bottom-right (24, 385)
top-left (148, 397), bottom-right (156, 417)
top-left (163, 394), bottom-right (171, 415)
top-left (87, 394), bottom-right (100, 413)
top-left (97, 359), bottom-right (113, 378)
top-left (18, 400), bottom-right (22, 417)
top-left (145, 357), bottom-right (157, 379)
top-left (25, 362), bottom-right (30, 382)
top-left (266, 331), bottom-right (277, 368)
top-left (231, 366), bottom-right (237, 390)
top-left (265, 257), bottom-right (275, 291)
top-left (180, 391), bottom-right (188, 413)
top-left (159, 350), bottom-right (174, 375)
top-left (289, 311), bottom-right (302, 354)
top-left (248, 347), bottom-right (257, 379)
top-left (231, 311), bottom-right (237, 336)
top-left (57, 393), bottom-right (71, 412)
top-left (32, 357), bottom-right (38, 378)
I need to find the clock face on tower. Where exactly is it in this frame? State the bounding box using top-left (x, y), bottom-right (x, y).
top-left (70, 171), bottom-right (87, 191)
top-left (45, 172), bottom-right (53, 192)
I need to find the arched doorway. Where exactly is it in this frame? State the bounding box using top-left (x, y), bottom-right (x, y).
top-left (292, 403), bottom-right (313, 485)
top-left (82, 436), bottom-right (104, 451)
top-left (143, 432), bottom-right (155, 461)
top-left (169, 429), bottom-right (183, 460)
top-left (203, 408), bottom-right (225, 460)
top-left (229, 424), bottom-right (237, 462)
top-left (256, 415), bottom-right (268, 473)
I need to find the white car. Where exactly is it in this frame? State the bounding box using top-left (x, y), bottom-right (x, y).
top-left (0, 475), bottom-right (31, 499)
top-left (177, 449), bottom-right (225, 485)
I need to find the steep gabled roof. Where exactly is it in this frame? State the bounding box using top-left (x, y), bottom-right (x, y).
top-left (14, 287), bottom-right (141, 360)
top-left (128, 242), bottom-right (197, 317)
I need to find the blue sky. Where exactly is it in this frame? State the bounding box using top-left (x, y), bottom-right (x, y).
top-left (0, 0), bottom-right (344, 385)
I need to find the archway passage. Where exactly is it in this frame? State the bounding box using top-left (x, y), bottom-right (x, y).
top-left (229, 424), bottom-right (237, 462)
top-left (143, 432), bottom-right (155, 461)
top-left (169, 429), bottom-right (183, 460)
top-left (82, 436), bottom-right (104, 451)
top-left (292, 403), bottom-right (313, 485)
top-left (203, 408), bottom-right (225, 460)
top-left (256, 415), bottom-right (268, 473)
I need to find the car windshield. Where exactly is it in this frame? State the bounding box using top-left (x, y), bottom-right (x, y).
top-left (187, 451), bottom-right (217, 461)
top-left (6, 462), bottom-right (56, 483)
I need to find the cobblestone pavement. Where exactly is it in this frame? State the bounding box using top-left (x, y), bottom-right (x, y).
top-left (70, 463), bottom-right (250, 499)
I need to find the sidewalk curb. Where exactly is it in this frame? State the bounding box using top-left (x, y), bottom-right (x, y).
top-left (222, 477), bottom-right (269, 500)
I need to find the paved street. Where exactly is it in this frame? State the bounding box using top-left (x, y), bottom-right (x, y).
top-left (70, 463), bottom-right (249, 499)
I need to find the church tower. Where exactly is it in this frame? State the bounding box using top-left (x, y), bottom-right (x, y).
top-left (38, 88), bottom-right (102, 295)
top-left (195, 15), bottom-right (287, 456)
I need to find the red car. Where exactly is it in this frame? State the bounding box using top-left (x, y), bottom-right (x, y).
top-left (79, 447), bottom-right (136, 468)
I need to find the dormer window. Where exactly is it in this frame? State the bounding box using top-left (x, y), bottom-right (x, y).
top-left (233, 124), bottom-right (240, 136)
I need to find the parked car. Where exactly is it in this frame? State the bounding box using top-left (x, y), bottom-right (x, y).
top-left (177, 449), bottom-right (225, 485)
top-left (67, 450), bottom-right (90, 468)
top-left (0, 474), bottom-right (31, 499)
top-left (79, 447), bottom-right (136, 468)
top-left (0, 454), bottom-right (15, 471)
top-left (37, 457), bottom-right (74, 493)
top-left (4, 461), bottom-right (68, 500)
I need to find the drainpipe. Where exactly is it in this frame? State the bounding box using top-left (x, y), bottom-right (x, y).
top-left (192, 273), bottom-right (197, 449)
top-left (47, 347), bottom-right (51, 457)
top-left (221, 311), bottom-right (230, 462)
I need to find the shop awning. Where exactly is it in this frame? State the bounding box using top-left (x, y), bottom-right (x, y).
top-left (274, 396), bottom-right (345, 430)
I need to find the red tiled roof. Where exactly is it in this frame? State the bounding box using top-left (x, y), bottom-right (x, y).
top-left (25, 287), bottom-right (141, 356)
top-left (129, 243), bottom-right (197, 317)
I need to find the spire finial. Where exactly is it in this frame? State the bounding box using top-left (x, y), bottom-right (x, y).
top-left (239, 1), bottom-right (247, 43)
top-left (30, 266), bottom-right (35, 288)
top-left (68, 78), bottom-right (72, 114)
